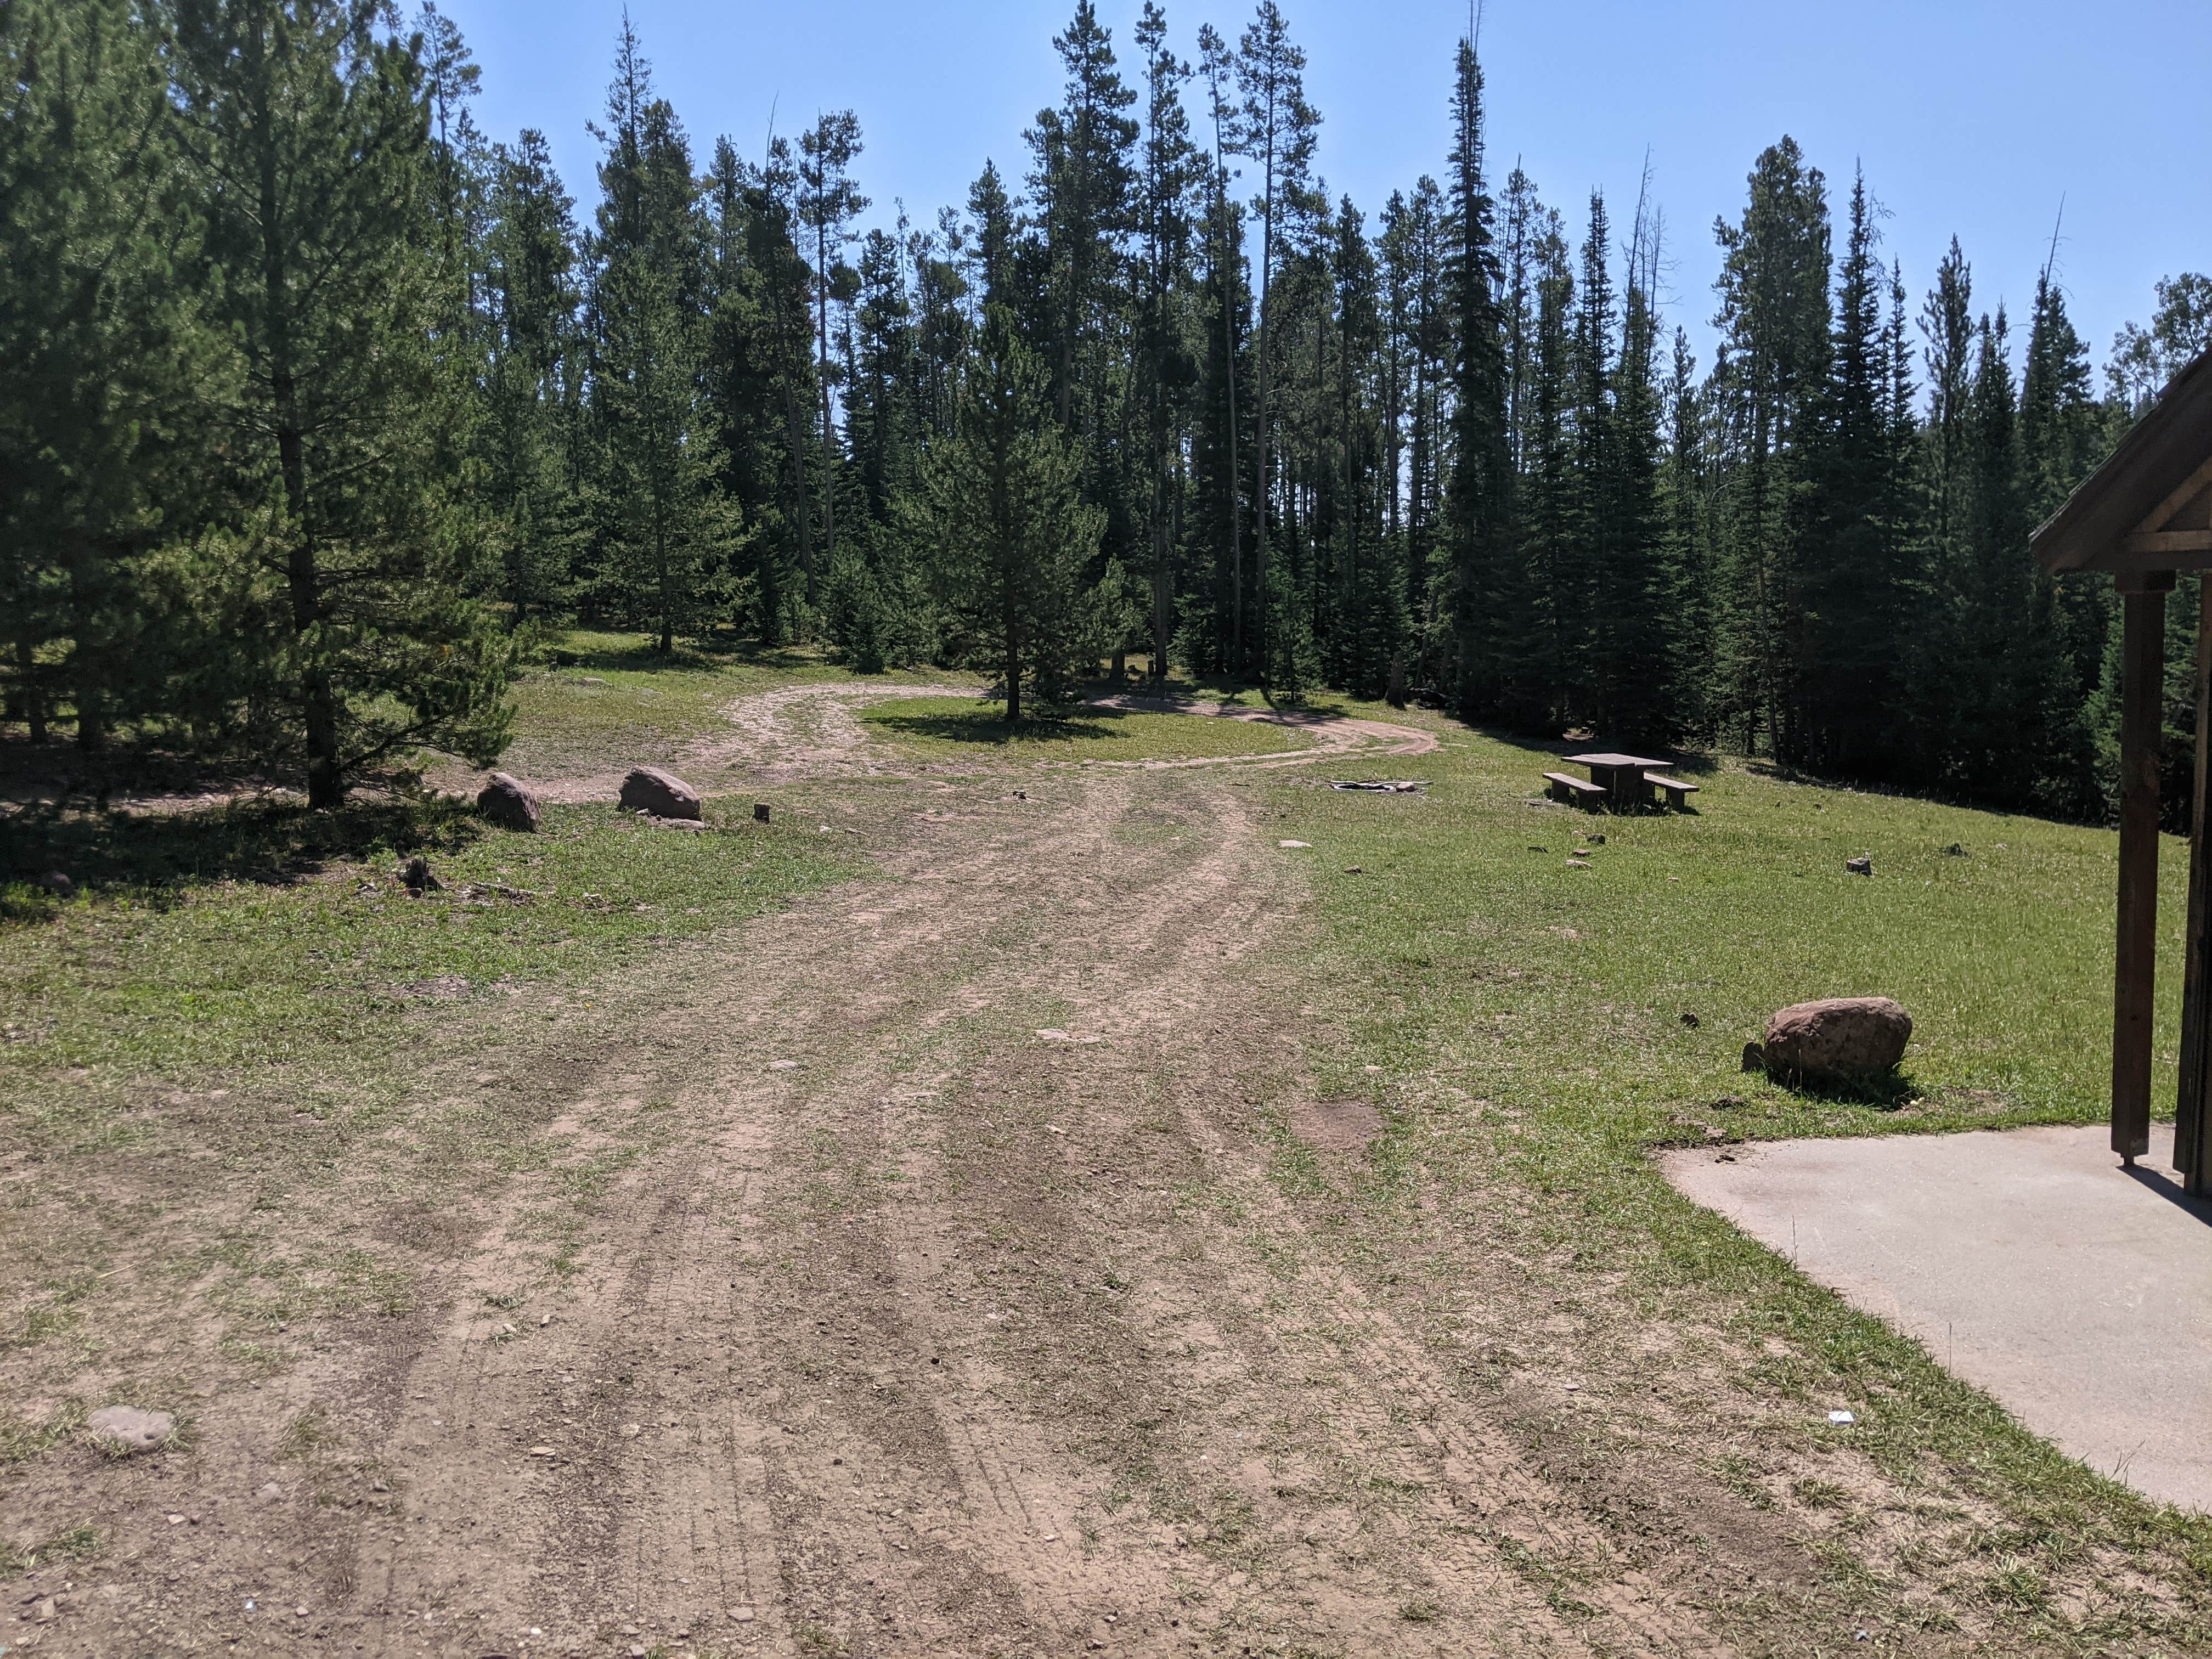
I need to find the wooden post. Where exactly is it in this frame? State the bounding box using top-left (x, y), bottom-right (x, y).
top-left (2182, 580), bottom-right (2212, 1193)
top-left (2113, 572), bottom-right (2174, 1165)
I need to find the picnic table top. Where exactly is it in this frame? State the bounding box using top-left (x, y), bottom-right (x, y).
top-left (1565, 752), bottom-right (1668, 770)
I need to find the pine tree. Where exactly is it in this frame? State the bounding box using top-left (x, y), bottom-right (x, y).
top-left (1439, 36), bottom-right (1510, 720)
top-left (798, 110), bottom-right (866, 569)
top-left (1709, 138), bottom-right (1831, 758)
top-left (1593, 184), bottom-right (1675, 746)
top-left (2019, 251), bottom-right (2112, 704)
top-left (924, 306), bottom-right (1105, 722)
top-left (172, 0), bottom-right (514, 805)
top-left (1132, 3), bottom-right (1198, 681)
top-left (584, 21), bottom-right (730, 653)
top-left (1193, 25), bottom-right (1248, 675)
top-left (0, 0), bottom-right (221, 751)
top-left (701, 137), bottom-right (806, 641)
top-left (1028, 1), bottom-right (1137, 440)
top-left (1795, 170), bottom-right (1911, 775)
top-left (480, 129), bottom-right (583, 621)
top-left (1233, 1), bottom-right (1319, 684)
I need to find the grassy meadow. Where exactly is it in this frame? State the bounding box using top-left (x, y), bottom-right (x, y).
top-left (1260, 705), bottom-right (2212, 1639)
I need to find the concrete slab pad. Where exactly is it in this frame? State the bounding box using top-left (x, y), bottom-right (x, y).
top-left (1662, 1123), bottom-right (2212, 1514)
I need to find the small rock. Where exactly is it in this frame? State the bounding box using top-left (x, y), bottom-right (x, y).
top-left (620, 1423), bottom-right (641, 1437)
top-left (731, 1607), bottom-right (755, 1623)
top-left (259, 1481), bottom-right (282, 1499)
top-left (477, 771), bottom-right (543, 832)
top-left (1844, 855), bottom-right (1872, 877)
top-left (87, 1404), bottom-right (174, 1453)
top-left (1343, 865), bottom-right (1364, 874)
top-left (1679, 1011), bottom-right (1700, 1029)
top-left (402, 856), bottom-right (439, 894)
top-left (1741, 1041), bottom-right (1765, 1073)
top-left (1589, 833), bottom-right (1606, 845)
top-left (754, 802), bottom-right (771, 823)
top-left (1763, 997), bottom-right (1912, 1085)
top-left (35, 1595), bottom-right (57, 1622)
top-left (1943, 843), bottom-right (1967, 857)
top-left (1565, 859), bottom-right (1591, 869)
top-left (1278, 839), bottom-right (1310, 849)
top-left (619, 766), bottom-right (703, 821)
top-left (37, 870), bottom-right (75, 899)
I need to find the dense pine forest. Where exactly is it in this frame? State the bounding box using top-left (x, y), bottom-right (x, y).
top-left (5, 0), bottom-right (2211, 815)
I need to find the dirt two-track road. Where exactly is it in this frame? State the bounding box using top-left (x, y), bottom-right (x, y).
top-left (19, 689), bottom-right (1796, 1658)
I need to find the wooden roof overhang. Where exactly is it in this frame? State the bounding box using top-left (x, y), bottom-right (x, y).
top-left (2033, 346), bottom-right (2212, 580)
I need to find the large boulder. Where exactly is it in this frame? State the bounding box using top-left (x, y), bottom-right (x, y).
top-left (619, 766), bottom-right (702, 821)
top-left (477, 771), bottom-right (541, 832)
top-left (1762, 997), bottom-right (1911, 1084)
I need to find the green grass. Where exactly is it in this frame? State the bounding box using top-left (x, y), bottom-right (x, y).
top-left (0, 793), bottom-right (855, 1108)
top-left (1284, 721), bottom-right (2177, 1133)
top-left (860, 694), bottom-right (1313, 762)
top-left (1269, 710), bottom-right (2212, 1636)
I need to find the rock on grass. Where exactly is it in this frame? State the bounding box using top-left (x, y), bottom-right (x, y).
top-left (1762, 997), bottom-right (1911, 1085)
top-left (619, 766), bottom-right (702, 821)
top-left (477, 771), bottom-right (543, 832)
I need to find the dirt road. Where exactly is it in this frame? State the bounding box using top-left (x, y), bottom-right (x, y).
top-left (18, 696), bottom-right (1766, 1658)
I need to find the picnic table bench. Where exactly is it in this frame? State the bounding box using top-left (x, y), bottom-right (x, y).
top-left (1542, 770), bottom-right (1607, 808)
top-left (1540, 752), bottom-right (1699, 812)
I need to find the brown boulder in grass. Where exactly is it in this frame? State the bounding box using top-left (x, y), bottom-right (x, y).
top-left (1762, 997), bottom-right (1911, 1085)
top-left (618, 766), bottom-right (702, 821)
top-left (476, 771), bottom-right (542, 832)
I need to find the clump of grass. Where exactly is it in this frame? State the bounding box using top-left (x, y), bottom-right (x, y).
top-left (0, 1522), bottom-right (102, 1578)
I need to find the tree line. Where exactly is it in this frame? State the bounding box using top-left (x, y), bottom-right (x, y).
top-left (4, 0), bottom-right (2210, 812)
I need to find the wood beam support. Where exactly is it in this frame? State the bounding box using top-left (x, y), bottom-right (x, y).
top-left (2183, 579), bottom-right (2212, 1194)
top-left (2113, 571), bottom-right (2172, 1165)
top-left (2122, 530), bottom-right (2212, 557)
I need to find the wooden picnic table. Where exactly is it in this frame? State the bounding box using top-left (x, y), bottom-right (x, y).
top-left (1565, 752), bottom-right (1666, 810)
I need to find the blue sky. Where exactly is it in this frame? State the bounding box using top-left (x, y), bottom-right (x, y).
top-left (437, 0), bottom-right (2210, 381)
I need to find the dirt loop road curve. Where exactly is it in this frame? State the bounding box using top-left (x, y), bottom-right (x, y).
top-left (60, 703), bottom-right (1751, 1659)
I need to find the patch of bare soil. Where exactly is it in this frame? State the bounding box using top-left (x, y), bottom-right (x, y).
top-left (1287, 1096), bottom-right (1384, 1155)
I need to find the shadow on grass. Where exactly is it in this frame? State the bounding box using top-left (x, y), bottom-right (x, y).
top-left (871, 706), bottom-right (1131, 746)
top-left (548, 634), bottom-right (821, 677)
top-left (1766, 1066), bottom-right (1922, 1111)
top-left (1, 794), bottom-right (484, 921)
